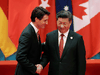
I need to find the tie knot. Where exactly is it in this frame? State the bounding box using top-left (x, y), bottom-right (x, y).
top-left (61, 34), bottom-right (64, 37)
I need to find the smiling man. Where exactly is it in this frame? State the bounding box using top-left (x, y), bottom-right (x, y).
top-left (37, 10), bottom-right (86, 75)
top-left (15, 7), bottom-right (50, 75)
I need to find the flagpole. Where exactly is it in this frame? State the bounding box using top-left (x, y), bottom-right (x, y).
top-left (4, 57), bottom-right (6, 61)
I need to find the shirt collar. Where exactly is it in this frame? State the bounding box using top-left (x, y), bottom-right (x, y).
top-left (58, 29), bottom-right (69, 37)
top-left (30, 22), bottom-right (39, 33)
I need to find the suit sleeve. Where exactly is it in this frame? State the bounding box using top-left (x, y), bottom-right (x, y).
top-left (77, 36), bottom-right (86, 75)
top-left (16, 32), bottom-right (36, 74)
top-left (40, 35), bottom-right (50, 68)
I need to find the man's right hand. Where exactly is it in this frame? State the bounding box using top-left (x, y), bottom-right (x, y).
top-left (35, 64), bottom-right (43, 74)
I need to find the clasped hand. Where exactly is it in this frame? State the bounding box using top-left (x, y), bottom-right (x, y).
top-left (35, 64), bottom-right (43, 74)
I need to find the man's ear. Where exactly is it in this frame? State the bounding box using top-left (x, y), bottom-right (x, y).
top-left (35, 17), bottom-right (39, 22)
top-left (69, 20), bottom-right (72, 26)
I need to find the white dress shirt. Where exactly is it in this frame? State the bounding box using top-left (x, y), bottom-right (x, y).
top-left (30, 22), bottom-right (39, 33)
top-left (58, 30), bottom-right (69, 48)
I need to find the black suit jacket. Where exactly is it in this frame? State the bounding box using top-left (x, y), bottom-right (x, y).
top-left (15, 24), bottom-right (42, 75)
top-left (41, 30), bottom-right (86, 75)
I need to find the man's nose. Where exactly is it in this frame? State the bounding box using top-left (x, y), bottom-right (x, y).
top-left (60, 25), bottom-right (64, 28)
top-left (46, 21), bottom-right (48, 24)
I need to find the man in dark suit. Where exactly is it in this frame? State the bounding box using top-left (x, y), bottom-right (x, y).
top-left (37, 10), bottom-right (86, 75)
top-left (15, 7), bottom-right (50, 75)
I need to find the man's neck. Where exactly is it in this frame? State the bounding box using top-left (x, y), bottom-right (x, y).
top-left (32, 22), bottom-right (39, 29)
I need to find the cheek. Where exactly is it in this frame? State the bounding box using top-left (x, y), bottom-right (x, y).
top-left (57, 26), bottom-right (61, 29)
top-left (64, 27), bottom-right (69, 30)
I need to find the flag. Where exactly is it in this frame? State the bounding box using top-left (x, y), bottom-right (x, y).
top-left (0, 0), bottom-right (16, 57)
top-left (8, 0), bottom-right (57, 49)
top-left (56, 0), bottom-right (73, 31)
top-left (38, 0), bottom-right (57, 75)
top-left (72, 0), bottom-right (100, 58)
top-left (39, 0), bottom-right (57, 43)
top-left (8, 0), bottom-right (39, 48)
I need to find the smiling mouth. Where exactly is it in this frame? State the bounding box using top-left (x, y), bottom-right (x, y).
top-left (60, 28), bottom-right (64, 30)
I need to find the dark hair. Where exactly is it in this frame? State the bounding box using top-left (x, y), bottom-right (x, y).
top-left (56, 10), bottom-right (72, 21)
top-left (31, 7), bottom-right (50, 22)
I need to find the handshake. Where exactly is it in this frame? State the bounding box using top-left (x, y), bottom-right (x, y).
top-left (35, 64), bottom-right (43, 74)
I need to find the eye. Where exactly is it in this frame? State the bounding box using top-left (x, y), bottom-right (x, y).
top-left (63, 23), bottom-right (66, 25)
top-left (59, 22), bottom-right (62, 24)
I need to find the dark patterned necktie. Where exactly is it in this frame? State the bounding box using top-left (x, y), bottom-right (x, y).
top-left (59, 34), bottom-right (64, 58)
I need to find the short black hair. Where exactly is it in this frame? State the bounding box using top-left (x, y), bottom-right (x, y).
top-left (56, 10), bottom-right (72, 21)
top-left (31, 7), bottom-right (50, 22)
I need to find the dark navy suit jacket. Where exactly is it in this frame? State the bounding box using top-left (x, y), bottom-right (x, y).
top-left (15, 24), bottom-right (42, 75)
top-left (41, 30), bottom-right (86, 75)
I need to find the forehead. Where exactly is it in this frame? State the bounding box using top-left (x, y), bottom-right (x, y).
top-left (57, 18), bottom-right (69, 22)
top-left (42, 15), bottom-right (49, 19)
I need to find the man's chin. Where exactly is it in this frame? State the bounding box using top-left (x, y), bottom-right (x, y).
top-left (41, 27), bottom-right (45, 29)
top-left (60, 31), bottom-right (66, 33)
top-left (59, 30), bottom-right (63, 33)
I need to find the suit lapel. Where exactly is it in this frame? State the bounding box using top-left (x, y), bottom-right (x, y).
top-left (61, 30), bottom-right (74, 59)
top-left (29, 24), bottom-right (38, 44)
top-left (53, 30), bottom-right (60, 59)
